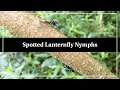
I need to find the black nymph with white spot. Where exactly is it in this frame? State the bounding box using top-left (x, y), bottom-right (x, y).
top-left (40, 19), bottom-right (59, 29)
top-left (48, 20), bottom-right (58, 29)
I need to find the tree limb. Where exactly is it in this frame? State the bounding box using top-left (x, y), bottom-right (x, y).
top-left (0, 11), bottom-right (118, 79)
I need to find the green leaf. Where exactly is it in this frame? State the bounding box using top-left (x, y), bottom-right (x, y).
top-left (20, 74), bottom-right (38, 79)
top-left (34, 53), bottom-right (50, 58)
top-left (41, 58), bottom-right (57, 68)
top-left (51, 66), bottom-right (60, 78)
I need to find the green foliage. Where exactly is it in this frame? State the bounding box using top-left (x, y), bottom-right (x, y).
top-left (37, 11), bottom-right (116, 38)
top-left (90, 52), bottom-right (119, 73)
top-left (0, 52), bottom-right (84, 79)
top-left (0, 11), bottom-right (119, 79)
top-left (0, 26), bottom-right (13, 38)
top-left (0, 26), bottom-right (17, 38)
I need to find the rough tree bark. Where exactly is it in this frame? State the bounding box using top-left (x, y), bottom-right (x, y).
top-left (0, 11), bottom-right (118, 79)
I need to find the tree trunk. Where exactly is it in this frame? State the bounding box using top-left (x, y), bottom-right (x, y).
top-left (0, 11), bottom-right (118, 79)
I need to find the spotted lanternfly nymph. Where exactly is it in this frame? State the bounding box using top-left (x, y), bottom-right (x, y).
top-left (49, 20), bottom-right (58, 25)
top-left (48, 20), bottom-right (58, 29)
top-left (63, 63), bottom-right (75, 72)
top-left (40, 18), bottom-right (59, 29)
top-left (44, 20), bottom-right (58, 28)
